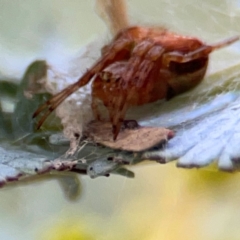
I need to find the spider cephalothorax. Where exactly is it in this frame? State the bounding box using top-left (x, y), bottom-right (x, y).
top-left (33, 26), bottom-right (239, 140)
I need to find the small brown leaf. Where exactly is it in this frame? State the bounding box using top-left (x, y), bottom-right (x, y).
top-left (86, 121), bottom-right (174, 152)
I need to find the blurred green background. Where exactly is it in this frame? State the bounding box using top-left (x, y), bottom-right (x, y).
top-left (1, 0), bottom-right (240, 239)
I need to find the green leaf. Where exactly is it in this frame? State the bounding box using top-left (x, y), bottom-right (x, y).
top-left (0, 80), bottom-right (18, 98)
top-left (12, 60), bottom-right (51, 139)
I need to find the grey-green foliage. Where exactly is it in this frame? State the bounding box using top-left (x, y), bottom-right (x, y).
top-left (2, 58), bottom-right (240, 197)
top-left (12, 60), bottom-right (50, 139)
top-left (0, 61), bottom-right (135, 197)
top-left (0, 62), bottom-right (77, 196)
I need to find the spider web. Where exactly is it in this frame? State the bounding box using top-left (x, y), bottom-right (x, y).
top-left (44, 41), bottom-right (240, 173)
top-left (37, 0), bottom-right (240, 173)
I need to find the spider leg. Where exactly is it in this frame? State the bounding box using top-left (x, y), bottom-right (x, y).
top-left (111, 91), bottom-right (129, 140)
top-left (121, 40), bottom-right (154, 88)
top-left (33, 38), bottom-right (134, 129)
top-left (91, 93), bottom-right (101, 120)
top-left (210, 35), bottom-right (239, 51)
top-left (110, 42), bottom-right (165, 140)
top-left (134, 44), bottom-right (164, 88)
top-left (106, 40), bottom-right (155, 139)
top-left (162, 36), bottom-right (239, 66)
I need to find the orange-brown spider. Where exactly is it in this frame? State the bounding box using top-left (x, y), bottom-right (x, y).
top-left (33, 26), bottom-right (239, 140)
